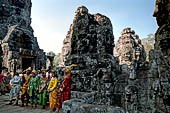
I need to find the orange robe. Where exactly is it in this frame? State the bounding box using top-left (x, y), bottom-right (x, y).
top-left (21, 74), bottom-right (31, 104)
top-left (48, 77), bottom-right (58, 109)
top-left (21, 74), bottom-right (31, 94)
top-left (58, 75), bottom-right (71, 109)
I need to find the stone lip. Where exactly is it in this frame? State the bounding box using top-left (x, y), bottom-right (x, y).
top-left (62, 98), bottom-right (125, 113)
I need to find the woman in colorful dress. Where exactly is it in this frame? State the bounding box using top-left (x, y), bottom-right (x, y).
top-left (48, 71), bottom-right (58, 113)
top-left (39, 70), bottom-right (48, 109)
top-left (7, 71), bottom-right (21, 105)
top-left (28, 70), bottom-right (39, 108)
top-left (56, 64), bottom-right (77, 113)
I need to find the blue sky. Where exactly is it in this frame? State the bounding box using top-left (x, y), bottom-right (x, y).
top-left (31, 0), bottom-right (158, 53)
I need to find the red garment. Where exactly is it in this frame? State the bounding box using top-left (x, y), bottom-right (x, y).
top-left (58, 75), bottom-right (71, 109)
top-left (0, 74), bottom-right (7, 83)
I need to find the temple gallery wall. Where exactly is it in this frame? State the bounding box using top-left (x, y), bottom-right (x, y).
top-left (0, 0), bottom-right (170, 113)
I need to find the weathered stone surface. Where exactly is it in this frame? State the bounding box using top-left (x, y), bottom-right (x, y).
top-left (61, 1), bottom-right (170, 113)
top-left (62, 99), bottom-right (125, 113)
top-left (61, 25), bottom-right (72, 66)
top-left (0, 0), bottom-right (46, 71)
top-left (46, 55), bottom-right (55, 70)
top-left (114, 28), bottom-right (146, 67)
top-left (61, 6), bottom-right (115, 65)
top-left (153, 0), bottom-right (170, 26)
top-left (61, 6), bottom-right (123, 111)
top-left (145, 0), bottom-right (170, 112)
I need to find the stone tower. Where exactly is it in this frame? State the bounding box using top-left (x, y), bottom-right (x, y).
top-left (147, 0), bottom-right (170, 112)
top-left (0, 0), bottom-right (46, 71)
top-left (114, 28), bottom-right (146, 67)
top-left (61, 6), bottom-right (121, 107)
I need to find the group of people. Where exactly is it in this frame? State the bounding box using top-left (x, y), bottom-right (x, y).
top-left (0, 64), bottom-right (76, 113)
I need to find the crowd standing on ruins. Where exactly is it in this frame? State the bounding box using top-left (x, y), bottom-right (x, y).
top-left (0, 64), bottom-right (77, 113)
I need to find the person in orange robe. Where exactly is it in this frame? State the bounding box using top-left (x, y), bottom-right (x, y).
top-left (21, 68), bottom-right (31, 107)
top-left (56, 64), bottom-right (77, 113)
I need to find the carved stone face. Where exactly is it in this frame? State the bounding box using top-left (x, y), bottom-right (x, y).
top-left (122, 49), bottom-right (132, 62)
top-left (160, 38), bottom-right (170, 50)
top-left (158, 36), bottom-right (170, 61)
top-left (125, 85), bottom-right (138, 103)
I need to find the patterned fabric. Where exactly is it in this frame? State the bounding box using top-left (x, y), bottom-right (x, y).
top-left (58, 74), bottom-right (71, 109)
top-left (29, 76), bottom-right (39, 104)
top-left (21, 74), bottom-right (31, 104)
top-left (39, 90), bottom-right (47, 106)
top-left (48, 77), bottom-right (58, 109)
top-left (39, 77), bottom-right (48, 106)
top-left (0, 74), bottom-right (7, 83)
top-left (9, 76), bottom-right (21, 101)
top-left (3, 72), bottom-right (11, 85)
top-left (21, 74), bottom-right (31, 95)
top-left (39, 77), bottom-right (47, 92)
top-left (29, 77), bottom-right (39, 96)
top-left (0, 74), bottom-right (8, 92)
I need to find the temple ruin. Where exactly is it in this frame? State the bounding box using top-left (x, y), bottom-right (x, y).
top-left (114, 28), bottom-right (146, 67)
top-left (148, 0), bottom-right (170, 112)
top-left (0, 0), bottom-right (46, 71)
top-left (61, 6), bottom-right (125, 112)
top-left (0, 0), bottom-right (169, 113)
top-left (61, 1), bottom-right (170, 113)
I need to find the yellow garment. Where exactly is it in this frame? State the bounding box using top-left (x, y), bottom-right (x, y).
top-left (48, 77), bottom-right (58, 108)
top-left (21, 74), bottom-right (31, 95)
top-left (48, 77), bottom-right (58, 91)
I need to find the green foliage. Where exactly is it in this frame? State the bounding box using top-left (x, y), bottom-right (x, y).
top-left (142, 34), bottom-right (155, 62)
top-left (46, 51), bottom-right (61, 69)
top-left (146, 56), bottom-right (149, 62)
top-left (53, 53), bottom-right (62, 67)
top-left (47, 51), bottom-right (55, 56)
top-left (142, 34), bottom-right (155, 61)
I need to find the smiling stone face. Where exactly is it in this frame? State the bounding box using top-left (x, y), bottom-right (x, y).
top-left (153, 0), bottom-right (170, 26)
top-left (114, 28), bottom-right (146, 67)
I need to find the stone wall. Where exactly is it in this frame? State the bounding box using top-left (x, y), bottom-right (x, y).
top-left (61, 6), bottom-right (123, 108)
top-left (146, 0), bottom-right (170, 112)
top-left (0, 0), bottom-right (46, 71)
top-left (114, 28), bottom-right (146, 67)
top-left (61, 2), bottom-right (170, 112)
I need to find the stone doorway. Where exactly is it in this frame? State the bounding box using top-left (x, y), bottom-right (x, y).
top-left (22, 57), bottom-right (35, 70)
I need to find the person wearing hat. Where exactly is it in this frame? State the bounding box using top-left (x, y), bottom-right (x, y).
top-left (21, 67), bottom-right (31, 107)
top-left (37, 70), bottom-right (42, 79)
top-left (47, 70), bottom-right (58, 113)
top-left (56, 64), bottom-right (77, 113)
top-left (28, 70), bottom-right (39, 108)
top-left (39, 70), bottom-right (48, 109)
top-left (7, 71), bottom-right (21, 105)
